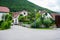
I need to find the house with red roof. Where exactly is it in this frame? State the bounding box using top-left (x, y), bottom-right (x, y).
top-left (0, 6), bottom-right (10, 20)
top-left (12, 10), bottom-right (28, 25)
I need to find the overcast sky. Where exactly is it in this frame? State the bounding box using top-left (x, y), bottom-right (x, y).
top-left (28, 0), bottom-right (60, 12)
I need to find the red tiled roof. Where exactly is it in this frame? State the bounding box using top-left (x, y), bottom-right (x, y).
top-left (51, 13), bottom-right (60, 19)
top-left (0, 6), bottom-right (10, 12)
top-left (13, 12), bottom-right (19, 18)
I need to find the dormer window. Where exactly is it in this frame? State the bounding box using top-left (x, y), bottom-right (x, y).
top-left (24, 12), bottom-right (26, 15)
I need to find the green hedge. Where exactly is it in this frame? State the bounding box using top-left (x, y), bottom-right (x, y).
top-left (0, 14), bottom-right (12, 30)
top-left (0, 20), bottom-right (3, 28)
top-left (1, 21), bottom-right (11, 30)
top-left (43, 18), bottom-right (52, 28)
top-left (31, 18), bottom-right (42, 28)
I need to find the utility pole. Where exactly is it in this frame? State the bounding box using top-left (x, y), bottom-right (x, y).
top-left (34, 9), bottom-right (37, 28)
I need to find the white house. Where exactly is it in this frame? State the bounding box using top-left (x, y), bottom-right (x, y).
top-left (42, 13), bottom-right (52, 19)
top-left (12, 10), bottom-right (28, 25)
top-left (19, 10), bottom-right (28, 16)
top-left (12, 12), bottom-right (19, 25)
top-left (0, 6), bottom-right (10, 20)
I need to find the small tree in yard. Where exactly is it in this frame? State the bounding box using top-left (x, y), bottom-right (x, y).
top-left (31, 12), bottom-right (42, 28)
top-left (43, 18), bottom-right (52, 28)
top-left (31, 18), bottom-right (42, 28)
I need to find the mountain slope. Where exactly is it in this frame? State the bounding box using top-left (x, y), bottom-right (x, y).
top-left (0, 0), bottom-right (54, 13)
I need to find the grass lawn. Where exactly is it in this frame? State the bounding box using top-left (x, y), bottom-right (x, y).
top-left (37, 28), bottom-right (53, 30)
top-left (30, 28), bottom-right (53, 30)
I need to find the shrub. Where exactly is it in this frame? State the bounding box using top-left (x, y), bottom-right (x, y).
top-left (31, 18), bottom-right (42, 28)
top-left (2, 14), bottom-right (12, 21)
top-left (50, 19), bottom-right (55, 25)
top-left (18, 14), bottom-right (24, 22)
top-left (43, 18), bottom-right (52, 28)
top-left (31, 22), bottom-right (40, 28)
top-left (1, 21), bottom-right (11, 30)
top-left (18, 14), bottom-right (32, 24)
top-left (0, 14), bottom-right (12, 30)
top-left (5, 14), bottom-right (12, 21)
top-left (36, 12), bottom-right (41, 19)
top-left (0, 20), bottom-right (3, 28)
top-left (9, 12), bottom-right (13, 16)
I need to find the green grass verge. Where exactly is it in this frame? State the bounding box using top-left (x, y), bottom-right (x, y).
top-left (30, 28), bottom-right (53, 30)
top-left (37, 28), bottom-right (53, 30)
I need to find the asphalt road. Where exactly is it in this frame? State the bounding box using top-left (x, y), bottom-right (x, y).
top-left (0, 25), bottom-right (60, 40)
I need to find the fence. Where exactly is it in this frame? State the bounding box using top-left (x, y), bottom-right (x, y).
top-left (55, 15), bottom-right (60, 28)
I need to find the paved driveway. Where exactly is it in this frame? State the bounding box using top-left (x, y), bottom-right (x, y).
top-left (0, 25), bottom-right (60, 40)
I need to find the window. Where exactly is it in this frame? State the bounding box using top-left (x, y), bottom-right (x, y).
top-left (24, 12), bottom-right (26, 15)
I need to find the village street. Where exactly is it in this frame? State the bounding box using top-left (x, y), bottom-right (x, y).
top-left (0, 25), bottom-right (60, 40)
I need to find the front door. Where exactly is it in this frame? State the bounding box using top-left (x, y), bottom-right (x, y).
top-left (13, 18), bottom-right (18, 25)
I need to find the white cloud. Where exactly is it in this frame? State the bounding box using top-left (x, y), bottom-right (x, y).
top-left (28, 0), bottom-right (60, 12)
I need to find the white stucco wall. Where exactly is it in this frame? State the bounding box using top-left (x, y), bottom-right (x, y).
top-left (0, 13), bottom-right (4, 20)
top-left (42, 13), bottom-right (52, 19)
top-left (12, 15), bottom-right (19, 25)
top-left (45, 13), bottom-right (52, 19)
top-left (13, 17), bottom-right (19, 24)
top-left (20, 11), bottom-right (28, 16)
top-left (0, 13), bottom-right (8, 20)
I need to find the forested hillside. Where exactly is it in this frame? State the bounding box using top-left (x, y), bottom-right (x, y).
top-left (0, 0), bottom-right (54, 13)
